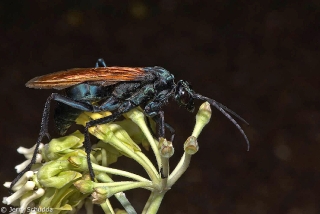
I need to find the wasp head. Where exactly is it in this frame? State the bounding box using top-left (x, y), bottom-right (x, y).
top-left (174, 80), bottom-right (195, 112)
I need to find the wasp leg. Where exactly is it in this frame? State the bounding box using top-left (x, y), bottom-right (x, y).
top-left (10, 93), bottom-right (99, 190)
top-left (144, 88), bottom-right (175, 141)
top-left (165, 122), bottom-right (175, 142)
top-left (84, 112), bottom-right (123, 180)
top-left (145, 117), bottom-right (176, 141)
top-left (99, 96), bottom-right (121, 111)
top-left (151, 116), bottom-right (175, 142)
top-left (50, 95), bottom-right (126, 181)
top-left (95, 58), bottom-right (107, 68)
top-left (51, 95), bottom-right (132, 181)
top-left (152, 111), bottom-right (175, 142)
top-left (144, 105), bottom-right (172, 141)
top-left (46, 86), bottom-right (152, 181)
top-left (157, 111), bottom-right (165, 138)
top-left (10, 95), bottom-right (51, 190)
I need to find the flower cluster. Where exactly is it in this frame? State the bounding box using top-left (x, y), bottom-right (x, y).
top-left (3, 102), bottom-right (212, 214)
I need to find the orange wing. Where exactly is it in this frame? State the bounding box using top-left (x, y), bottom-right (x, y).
top-left (26, 67), bottom-right (148, 90)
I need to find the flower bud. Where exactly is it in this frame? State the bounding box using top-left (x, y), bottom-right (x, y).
top-left (68, 156), bottom-right (88, 170)
top-left (44, 131), bottom-right (84, 160)
top-left (20, 188), bottom-right (45, 213)
top-left (38, 160), bottom-right (82, 188)
top-left (74, 180), bottom-right (95, 194)
top-left (17, 143), bottom-right (44, 159)
top-left (92, 187), bottom-right (108, 204)
top-left (4, 181), bottom-right (35, 205)
top-left (159, 138), bottom-right (174, 158)
top-left (184, 136), bottom-right (199, 155)
top-left (15, 154), bottom-right (42, 173)
top-left (192, 102), bottom-right (212, 138)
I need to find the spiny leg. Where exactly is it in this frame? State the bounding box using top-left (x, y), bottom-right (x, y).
top-left (10, 93), bottom-right (97, 190)
top-left (10, 94), bottom-right (52, 191)
top-left (83, 112), bottom-right (123, 180)
top-left (10, 94), bottom-right (66, 189)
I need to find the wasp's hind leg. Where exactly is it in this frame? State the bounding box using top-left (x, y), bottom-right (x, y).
top-left (10, 93), bottom-right (100, 190)
top-left (84, 112), bottom-right (123, 180)
top-left (10, 93), bottom-right (56, 191)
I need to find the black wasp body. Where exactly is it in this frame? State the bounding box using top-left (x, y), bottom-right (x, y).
top-left (54, 65), bottom-right (176, 136)
top-left (10, 58), bottom-right (249, 189)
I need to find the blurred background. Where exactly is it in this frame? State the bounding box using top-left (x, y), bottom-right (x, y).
top-left (0, 1), bottom-right (319, 213)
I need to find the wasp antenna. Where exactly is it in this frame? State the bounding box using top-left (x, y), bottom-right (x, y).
top-left (193, 94), bottom-right (250, 151)
top-left (210, 99), bottom-right (249, 125)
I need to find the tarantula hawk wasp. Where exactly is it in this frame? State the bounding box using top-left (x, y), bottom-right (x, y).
top-left (10, 58), bottom-right (249, 190)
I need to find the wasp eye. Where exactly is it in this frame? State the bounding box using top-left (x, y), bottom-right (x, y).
top-left (179, 88), bottom-right (190, 105)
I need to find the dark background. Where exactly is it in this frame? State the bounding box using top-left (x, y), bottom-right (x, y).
top-left (1, 1), bottom-right (319, 213)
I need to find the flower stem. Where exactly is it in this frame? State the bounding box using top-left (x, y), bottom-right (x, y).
top-left (101, 201), bottom-right (115, 214)
top-left (142, 191), bottom-right (166, 214)
top-left (92, 163), bottom-right (150, 183)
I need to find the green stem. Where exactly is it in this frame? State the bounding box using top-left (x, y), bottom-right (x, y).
top-left (103, 181), bottom-right (154, 198)
top-left (137, 121), bottom-right (162, 171)
top-left (101, 201), bottom-right (115, 214)
top-left (124, 109), bottom-right (162, 171)
top-left (167, 153), bottom-right (191, 187)
top-left (142, 191), bottom-right (155, 214)
top-left (106, 135), bottom-right (159, 184)
top-left (115, 192), bottom-right (137, 214)
top-left (92, 163), bottom-right (150, 183)
top-left (96, 174), bottom-right (137, 214)
top-left (160, 157), bottom-right (169, 190)
top-left (143, 191), bottom-right (167, 214)
top-left (135, 151), bottom-right (160, 180)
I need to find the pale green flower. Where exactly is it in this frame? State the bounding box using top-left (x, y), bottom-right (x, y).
top-left (3, 102), bottom-right (212, 214)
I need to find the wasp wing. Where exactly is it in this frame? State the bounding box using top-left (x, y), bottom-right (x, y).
top-left (26, 67), bottom-right (148, 90)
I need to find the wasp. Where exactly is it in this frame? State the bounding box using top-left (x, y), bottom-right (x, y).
top-left (11, 58), bottom-right (249, 189)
